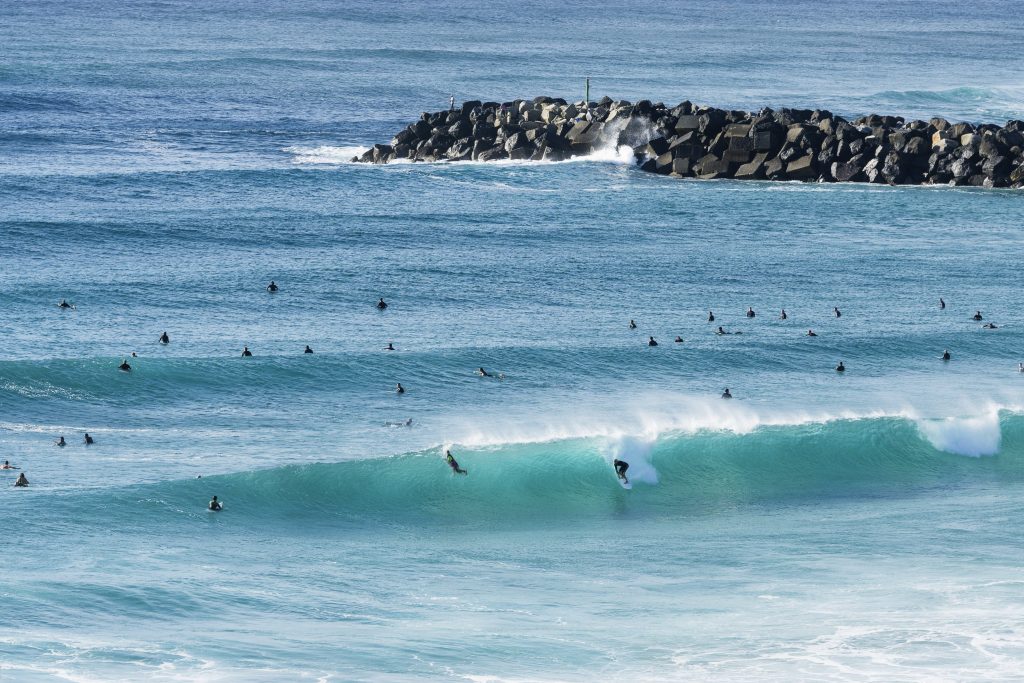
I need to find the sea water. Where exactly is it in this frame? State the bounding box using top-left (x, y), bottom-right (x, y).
top-left (3, 0), bottom-right (1024, 680)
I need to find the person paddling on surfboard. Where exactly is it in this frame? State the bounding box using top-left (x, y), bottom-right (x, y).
top-left (159, 331), bottom-right (170, 344)
top-left (613, 458), bottom-right (629, 484)
top-left (208, 496), bottom-right (222, 511)
top-left (446, 450), bottom-right (467, 475)
top-left (2, 460), bottom-right (18, 470)
top-left (377, 297), bottom-right (388, 310)
top-left (267, 281), bottom-right (279, 293)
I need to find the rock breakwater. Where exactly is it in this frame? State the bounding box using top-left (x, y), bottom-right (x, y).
top-left (355, 96), bottom-right (1024, 188)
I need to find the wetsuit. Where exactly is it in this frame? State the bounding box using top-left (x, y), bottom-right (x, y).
top-left (613, 459), bottom-right (629, 481)
top-left (446, 454), bottom-right (467, 475)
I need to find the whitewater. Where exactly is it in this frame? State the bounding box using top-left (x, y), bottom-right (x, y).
top-left (4, 0), bottom-right (1024, 680)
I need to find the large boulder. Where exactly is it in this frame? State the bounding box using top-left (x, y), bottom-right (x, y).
top-left (786, 155), bottom-right (816, 180)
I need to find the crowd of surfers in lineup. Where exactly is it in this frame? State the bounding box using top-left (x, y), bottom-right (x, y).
top-left (10, 289), bottom-right (1021, 497)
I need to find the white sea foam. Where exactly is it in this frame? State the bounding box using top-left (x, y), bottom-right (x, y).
top-left (284, 144), bottom-right (368, 165)
top-left (915, 409), bottom-right (1003, 457)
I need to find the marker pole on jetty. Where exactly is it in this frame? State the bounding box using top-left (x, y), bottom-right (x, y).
top-left (585, 77), bottom-right (590, 106)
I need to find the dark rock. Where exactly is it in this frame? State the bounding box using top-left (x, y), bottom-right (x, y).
top-left (831, 159), bottom-right (865, 182)
top-left (698, 110), bottom-right (727, 137)
top-left (645, 137), bottom-right (670, 157)
top-left (786, 155), bottom-right (816, 180)
top-left (671, 157), bottom-right (694, 176)
top-left (734, 152), bottom-right (768, 179)
top-left (724, 136), bottom-right (754, 162)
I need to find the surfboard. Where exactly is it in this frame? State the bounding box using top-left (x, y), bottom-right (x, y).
top-left (616, 472), bottom-right (632, 490)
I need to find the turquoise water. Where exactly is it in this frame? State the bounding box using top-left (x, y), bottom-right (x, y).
top-left (3, 1), bottom-right (1024, 680)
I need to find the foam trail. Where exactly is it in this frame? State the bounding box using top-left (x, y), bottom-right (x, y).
top-left (285, 145), bottom-right (367, 165)
top-left (916, 410), bottom-right (1003, 457)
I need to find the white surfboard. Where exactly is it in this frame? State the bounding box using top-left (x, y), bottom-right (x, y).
top-left (616, 474), bottom-right (632, 490)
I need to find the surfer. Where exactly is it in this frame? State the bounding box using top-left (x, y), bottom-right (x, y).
top-left (159, 331), bottom-right (169, 344)
top-left (716, 326), bottom-right (727, 335)
top-left (613, 458), bottom-right (629, 483)
top-left (648, 336), bottom-right (658, 346)
top-left (395, 383), bottom-right (405, 394)
top-left (2, 460), bottom-right (17, 470)
top-left (973, 310), bottom-right (983, 321)
top-left (208, 495), bottom-right (222, 511)
top-left (941, 349), bottom-right (951, 361)
top-left (746, 307), bottom-right (755, 318)
top-left (385, 342), bottom-right (395, 351)
top-left (14, 473), bottom-right (28, 487)
top-left (131, 352), bottom-right (138, 358)
top-left (707, 311), bottom-right (715, 322)
top-left (304, 345), bottom-right (314, 354)
top-left (84, 433), bottom-right (94, 445)
top-left (55, 436), bottom-right (66, 447)
top-left (721, 388), bottom-right (732, 399)
top-left (983, 322), bottom-right (998, 329)
top-left (267, 281), bottom-right (278, 293)
top-left (57, 299), bottom-right (74, 309)
top-left (939, 298), bottom-right (946, 309)
top-left (446, 450), bottom-right (467, 475)
top-left (807, 329), bottom-right (817, 337)
top-left (1019, 362), bottom-right (1023, 373)
top-left (118, 359), bottom-right (132, 372)
top-left (836, 361), bottom-right (845, 372)
top-left (629, 319), bottom-right (637, 329)
top-left (674, 336), bottom-right (683, 343)
top-left (476, 367), bottom-right (493, 377)
top-left (377, 297), bottom-right (388, 310)
top-left (242, 346), bottom-right (252, 357)
top-left (780, 309), bottom-right (787, 320)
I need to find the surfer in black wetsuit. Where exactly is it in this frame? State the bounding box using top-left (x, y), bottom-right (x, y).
top-left (208, 495), bottom-right (222, 511)
top-left (721, 388), bottom-right (732, 399)
top-left (973, 311), bottom-right (983, 321)
top-left (836, 361), bottom-right (845, 372)
top-left (983, 322), bottom-right (998, 329)
top-left (2, 460), bottom-right (17, 470)
top-left (674, 336), bottom-right (683, 343)
top-left (242, 346), bottom-right (252, 357)
top-left (267, 281), bottom-right (278, 293)
top-left (746, 307), bottom-right (755, 318)
top-left (648, 336), bottom-right (658, 346)
top-left (629, 319), bottom-right (637, 329)
top-left (304, 345), bottom-right (314, 354)
top-left (716, 326), bottom-right (727, 335)
top-left (377, 298), bottom-right (388, 310)
top-left (707, 311), bottom-right (715, 322)
top-left (476, 367), bottom-right (492, 377)
top-left (159, 331), bottom-right (169, 344)
top-left (613, 458), bottom-right (629, 483)
top-left (14, 473), bottom-right (28, 487)
top-left (446, 450), bottom-right (467, 475)
top-left (834, 307), bottom-right (842, 318)
top-left (941, 349), bottom-right (951, 361)
top-left (807, 329), bottom-right (817, 337)
top-left (58, 299), bottom-right (74, 309)
top-left (118, 359), bottom-right (131, 371)
top-left (55, 436), bottom-right (66, 447)
top-left (395, 383), bottom-right (405, 394)
top-left (939, 298), bottom-right (946, 309)
top-left (385, 342), bottom-right (395, 351)
top-left (84, 433), bottom-right (94, 445)
top-left (780, 309), bottom-right (787, 320)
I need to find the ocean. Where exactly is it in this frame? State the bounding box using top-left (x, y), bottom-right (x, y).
top-left (3, 0), bottom-right (1024, 680)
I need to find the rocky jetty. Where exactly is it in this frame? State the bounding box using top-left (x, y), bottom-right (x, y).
top-left (354, 96), bottom-right (1024, 188)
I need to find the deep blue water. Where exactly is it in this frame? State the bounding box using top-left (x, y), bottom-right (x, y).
top-left (3, 1), bottom-right (1024, 680)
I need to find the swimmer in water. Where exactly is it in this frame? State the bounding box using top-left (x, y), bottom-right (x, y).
top-left (973, 311), bottom-right (983, 321)
top-left (477, 367), bottom-right (492, 377)
top-left (983, 322), bottom-right (998, 329)
top-left (941, 349), bottom-right (951, 361)
top-left (208, 495), bottom-right (222, 511)
top-left (304, 345), bottom-right (314, 354)
top-left (629, 319), bottom-right (637, 329)
top-left (707, 311), bottom-right (715, 322)
top-left (377, 298), bottom-right (388, 310)
top-left (2, 460), bottom-right (18, 470)
top-left (84, 433), bottom-right (94, 445)
top-left (674, 336), bottom-right (683, 343)
top-left (55, 436), bottom-right (66, 447)
top-left (780, 309), bottom-right (787, 320)
top-left (267, 281), bottom-right (278, 293)
top-left (446, 450), bottom-right (467, 475)
top-left (131, 352), bottom-right (137, 358)
top-left (807, 329), bottom-right (817, 337)
top-left (119, 359), bottom-right (132, 371)
top-left (834, 307), bottom-right (841, 318)
top-left (159, 331), bottom-right (169, 344)
top-left (242, 346), bottom-right (252, 357)
top-left (939, 298), bottom-right (946, 310)
top-left (395, 383), bottom-right (405, 394)
top-left (14, 473), bottom-right (28, 487)
top-left (721, 388), bottom-right (733, 399)
top-left (613, 458), bottom-right (629, 484)
top-left (746, 307), bottom-right (755, 318)
top-left (57, 299), bottom-right (75, 310)
top-left (648, 336), bottom-right (658, 346)
top-left (716, 326), bottom-right (727, 335)
top-left (836, 361), bottom-right (845, 372)
top-left (385, 342), bottom-right (395, 351)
